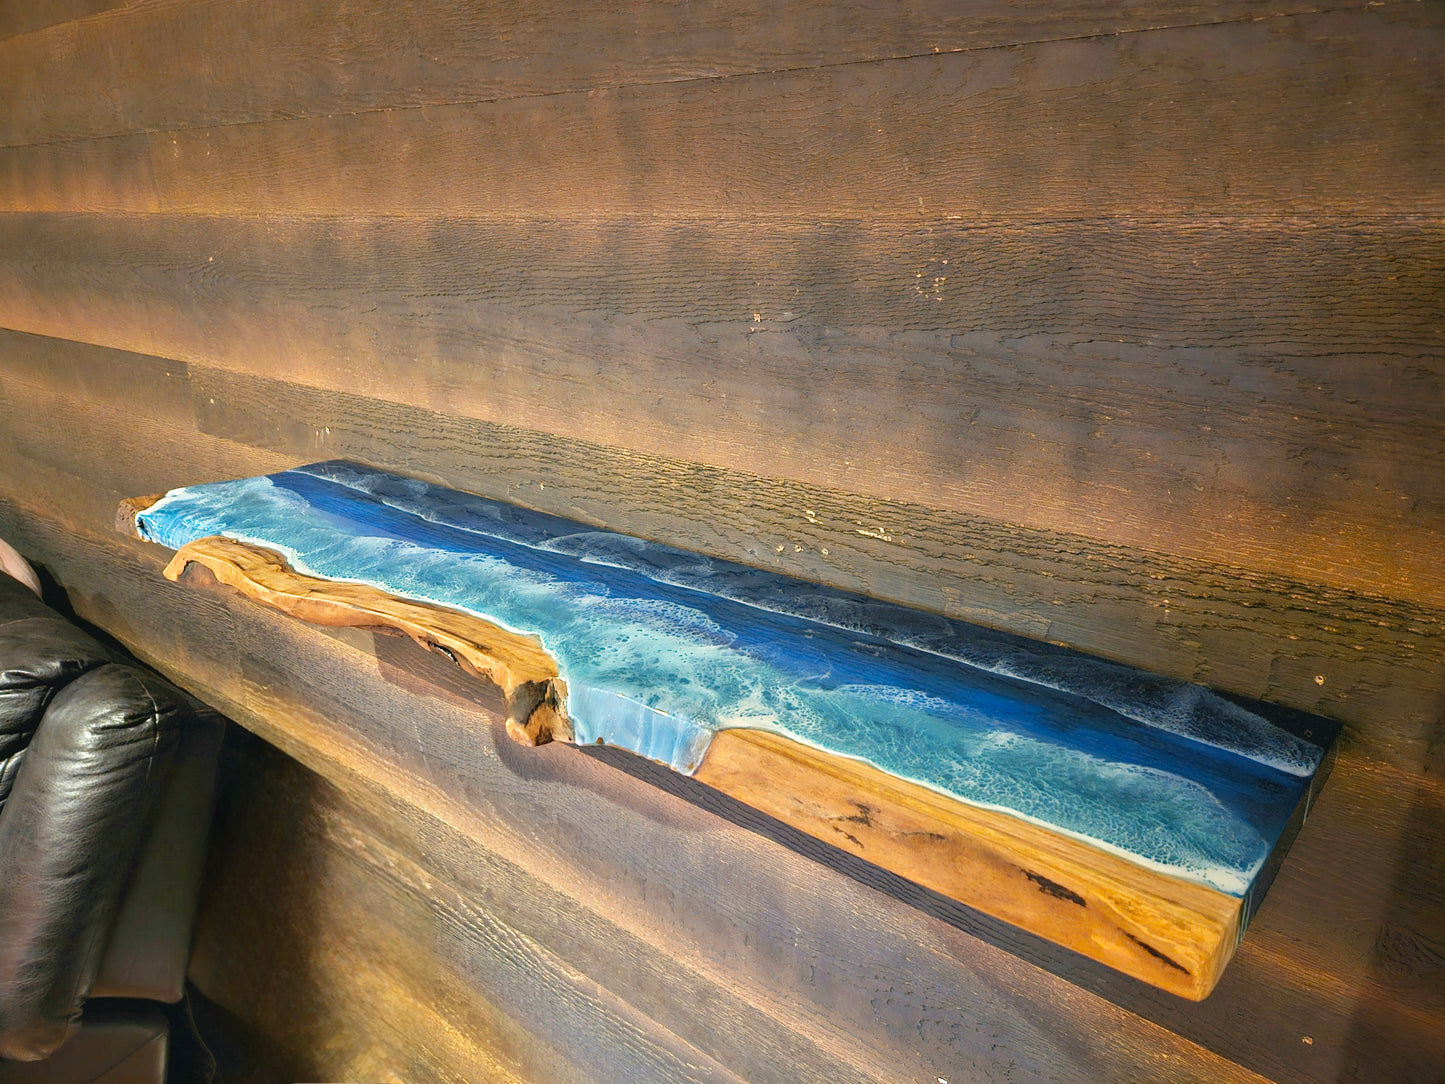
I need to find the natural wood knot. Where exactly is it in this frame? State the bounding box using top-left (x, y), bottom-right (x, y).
top-left (504, 680), bottom-right (573, 746)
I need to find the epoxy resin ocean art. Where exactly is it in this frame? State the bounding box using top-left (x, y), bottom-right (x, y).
top-left (123, 462), bottom-right (1338, 998)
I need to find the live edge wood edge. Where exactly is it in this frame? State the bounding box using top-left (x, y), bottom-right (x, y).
top-left (124, 522), bottom-right (1240, 1000)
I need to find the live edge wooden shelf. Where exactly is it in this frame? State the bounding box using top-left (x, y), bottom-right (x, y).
top-left (118, 461), bottom-right (1340, 1000)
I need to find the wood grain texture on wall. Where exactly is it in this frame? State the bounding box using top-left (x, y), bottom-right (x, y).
top-left (0, 0), bottom-right (1440, 1079)
top-left (0, 0), bottom-right (1369, 146)
top-left (0, 214), bottom-right (1439, 608)
top-left (0, 0), bottom-right (136, 42)
top-left (3, 6), bottom-right (1440, 216)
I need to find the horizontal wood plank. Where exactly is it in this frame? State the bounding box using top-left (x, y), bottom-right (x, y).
top-left (0, 330), bottom-right (1440, 772)
top-left (195, 733), bottom-right (919, 1084)
top-left (694, 728), bottom-right (1244, 1000)
top-left (0, 135), bottom-right (158, 212)
top-left (0, 0), bottom-right (137, 42)
top-left (0, 0), bottom-right (1364, 147)
top-left (2, 8), bottom-right (1438, 216)
top-left (0, 333), bottom-right (294, 499)
top-left (134, 485), bottom-right (1324, 999)
top-left (145, 5), bottom-right (1444, 218)
top-left (0, 214), bottom-right (1440, 609)
top-left (190, 747), bottom-right (543, 1084)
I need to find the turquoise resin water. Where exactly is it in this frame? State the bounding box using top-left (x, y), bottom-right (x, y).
top-left (137, 462), bottom-right (1332, 898)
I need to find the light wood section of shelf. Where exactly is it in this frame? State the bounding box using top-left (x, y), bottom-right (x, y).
top-left (696, 728), bottom-right (1243, 1000)
top-left (156, 533), bottom-right (569, 746)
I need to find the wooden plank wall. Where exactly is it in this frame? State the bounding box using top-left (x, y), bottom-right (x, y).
top-left (0, 1), bottom-right (1440, 1079)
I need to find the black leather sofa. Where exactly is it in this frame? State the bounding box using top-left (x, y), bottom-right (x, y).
top-left (0, 569), bottom-right (224, 1083)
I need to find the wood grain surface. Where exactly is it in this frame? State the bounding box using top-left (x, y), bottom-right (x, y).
top-left (0, 136), bottom-right (158, 213)
top-left (696, 728), bottom-right (1244, 1000)
top-left (1, 215), bottom-right (1440, 610)
top-left (0, 0), bottom-right (135, 42)
top-left (0, 6), bottom-right (1438, 217)
top-left (158, 536), bottom-right (567, 743)
top-left (1, 0), bottom-right (1440, 1077)
top-left (0, 0), bottom-right (1369, 147)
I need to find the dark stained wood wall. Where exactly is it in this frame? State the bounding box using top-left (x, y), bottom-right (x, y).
top-left (0, 1), bottom-right (1440, 1080)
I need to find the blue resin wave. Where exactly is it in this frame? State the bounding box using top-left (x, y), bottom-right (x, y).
top-left (137, 462), bottom-right (1330, 897)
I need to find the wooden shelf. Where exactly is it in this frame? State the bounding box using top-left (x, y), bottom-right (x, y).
top-left (122, 461), bottom-right (1340, 1000)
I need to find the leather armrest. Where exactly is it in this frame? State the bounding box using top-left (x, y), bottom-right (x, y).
top-left (0, 618), bottom-right (117, 813)
top-left (0, 667), bottom-right (187, 1060)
